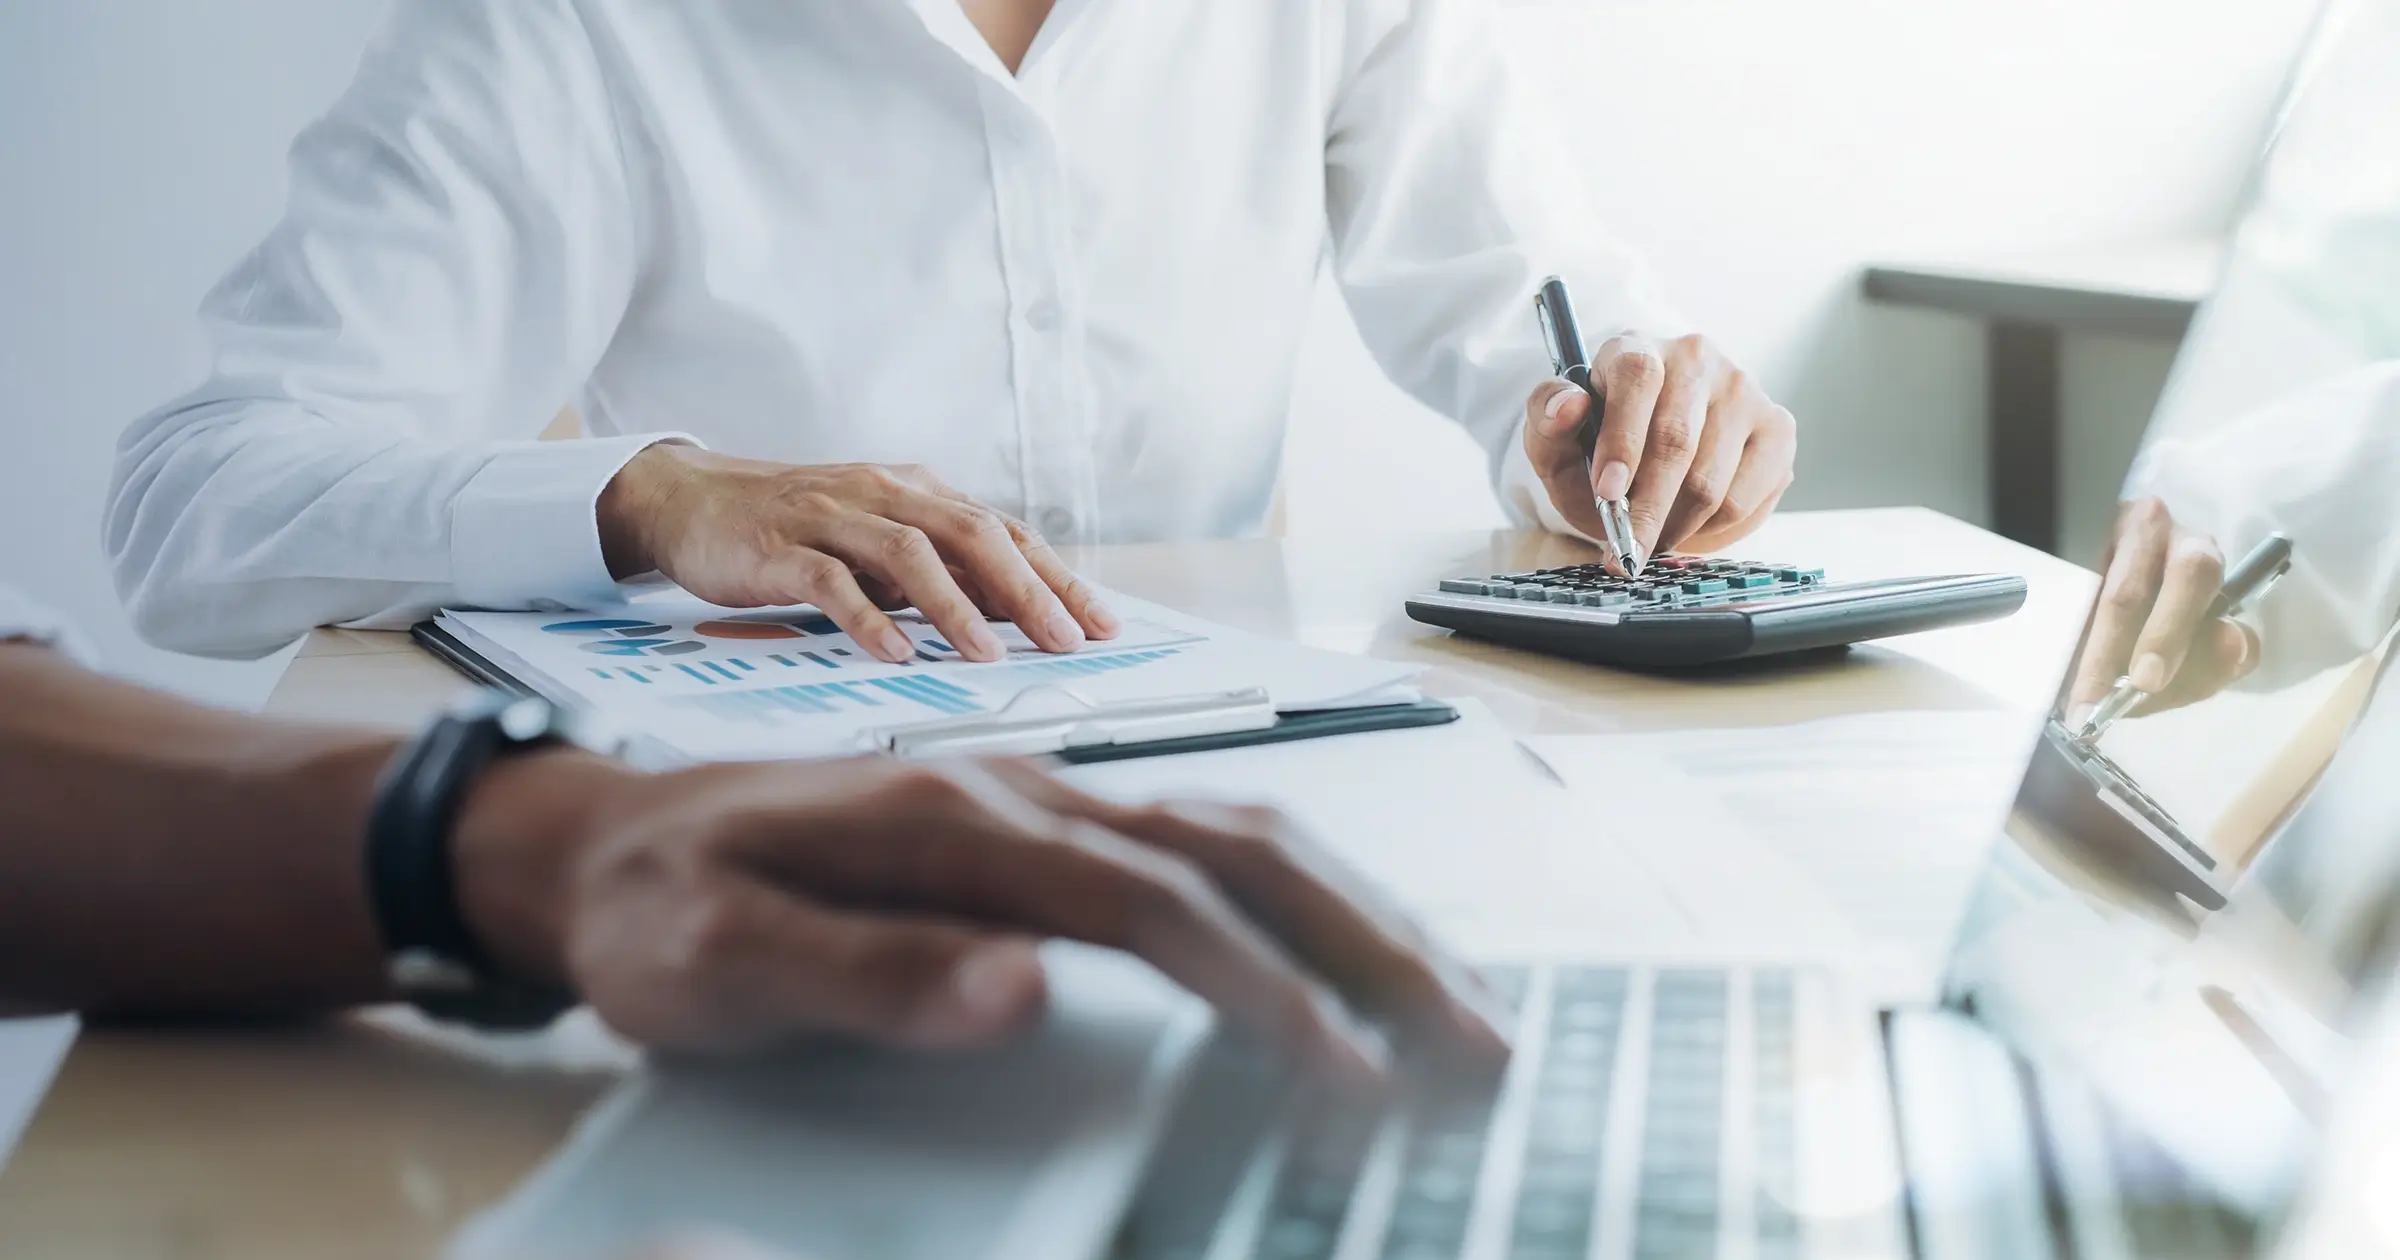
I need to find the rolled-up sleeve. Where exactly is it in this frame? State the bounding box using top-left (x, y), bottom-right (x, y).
top-left (1321, 0), bottom-right (1684, 540)
top-left (105, 0), bottom-right (685, 659)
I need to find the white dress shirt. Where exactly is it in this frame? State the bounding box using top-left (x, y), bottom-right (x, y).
top-left (109, 0), bottom-right (1676, 658)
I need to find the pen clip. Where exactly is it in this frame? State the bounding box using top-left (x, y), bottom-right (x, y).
top-left (866, 685), bottom-right (1278, 760)
top-left (1535, 294), bottom-right (1568, 377)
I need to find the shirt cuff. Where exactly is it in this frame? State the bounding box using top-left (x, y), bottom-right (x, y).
top-left (1496, 414), bottom-right (1601, 545)
top-left (0, 589), bottom-right (100, 668)
top-left (449, 433), bottom-right (699, 611)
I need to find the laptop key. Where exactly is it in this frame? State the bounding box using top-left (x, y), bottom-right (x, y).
top-left (1503, 968), bottom-right (1626, 1260)
top-left (1633, 970), bottom-right (1728, 1260)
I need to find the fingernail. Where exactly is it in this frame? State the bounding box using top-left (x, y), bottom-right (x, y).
top-left (1046, 610), bottom-right (1086, 651)
top-left (965, 621), bottom-right (1005, 660)
top-left (2130, 652), bottom-right (2169, 693)
top-left (2231, 625), bottom-right (2257, 671)
top-left (1325, 1016), bottom-right (1393, 1092)
top-left (1453, 997), bottom-right (1514, 1064)
top-left (952, 945), bottom-right (1039, 1023)
top-left (1541, 381), bottom-right (1579, 432)
top-left (879, 626), bottom-right (916, 661)
top-left (2065, 702), bottom-right (2095, 728)
top-left (1595, 460), bottom-right (1631, 501)
top-left (915, 945), bottom-right (1041, 1044)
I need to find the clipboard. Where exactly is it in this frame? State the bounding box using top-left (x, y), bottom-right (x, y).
top-left (411, 619), bottom-right (1458, 765)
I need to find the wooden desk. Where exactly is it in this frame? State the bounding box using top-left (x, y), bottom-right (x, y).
top-left (1863, 235), bottom-right (2224, 554)
top-left (0, 511), bottom-right (2095, 1259)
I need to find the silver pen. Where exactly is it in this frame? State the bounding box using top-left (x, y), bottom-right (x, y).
top-left (1534, 275), bottom-right (1644, 577)
top-left (2075, 531), bottom-right (2293, 743)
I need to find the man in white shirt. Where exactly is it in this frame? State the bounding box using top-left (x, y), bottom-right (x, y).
top-left (109, 0), bottom-right (1796, 661)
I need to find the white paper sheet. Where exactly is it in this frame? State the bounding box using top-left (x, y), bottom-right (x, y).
top-left (439, 590), bottom-right (1418, 763)
top-left (1059, 699), bottom-right (1861, 961)
top-left (1523, 709), bottom-right (2042, 981)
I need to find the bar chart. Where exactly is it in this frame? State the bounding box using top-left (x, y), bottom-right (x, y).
top-left (671, 647), bottom-right (1192, 726)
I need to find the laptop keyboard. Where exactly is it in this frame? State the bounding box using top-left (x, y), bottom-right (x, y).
top-left (1112, 964), bottom-right (1804, 1260)
top-left (1435, 559), bottom-right (1826, 611)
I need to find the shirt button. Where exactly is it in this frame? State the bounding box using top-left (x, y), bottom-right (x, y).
top-left (1036, 507), bottom-right (1075, 538)
top-left (1023, 298), bottom-right (1062, 333)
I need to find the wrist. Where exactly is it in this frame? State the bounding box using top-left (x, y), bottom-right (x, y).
top-left (449, 748), bottom-right (641, 990)
top-left (597, 443), bottom-right (696, 580)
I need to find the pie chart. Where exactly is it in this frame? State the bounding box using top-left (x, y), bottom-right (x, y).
top-left (694, 620), bottom-right (807, 641)
top-left (544, 619), bottom-right (674, 638)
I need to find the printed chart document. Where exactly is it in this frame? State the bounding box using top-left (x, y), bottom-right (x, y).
top-left (434, 589), bottom-right (1418, 764)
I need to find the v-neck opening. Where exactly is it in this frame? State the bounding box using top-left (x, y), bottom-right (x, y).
top-left (905, 0), bottom-right (1095, 90)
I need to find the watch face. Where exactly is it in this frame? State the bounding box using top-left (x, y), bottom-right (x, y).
top-left (497, 695), bottom-right (556, 742)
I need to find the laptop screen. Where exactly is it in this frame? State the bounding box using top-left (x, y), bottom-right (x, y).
top-left (1940, 0), bottom-right (2400, 1236)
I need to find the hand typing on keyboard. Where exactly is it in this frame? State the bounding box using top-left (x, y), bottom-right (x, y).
top-left (461, 754), bottom-right (1513, 1084)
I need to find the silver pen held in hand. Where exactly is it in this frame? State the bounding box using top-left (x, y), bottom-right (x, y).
top-left (2075, 531), bottom-right (2294, 743)
top-left (1534, 275), bottom-right (1644, 577)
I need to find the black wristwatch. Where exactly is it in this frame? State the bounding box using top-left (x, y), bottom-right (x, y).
top-left (365, 690), bottom-right (611, 1029)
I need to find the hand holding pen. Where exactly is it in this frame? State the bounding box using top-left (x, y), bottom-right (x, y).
top-left (1520, 276), bottom-right (1797, 575)
top-left (2067, 500), bottom-right (2293, 740)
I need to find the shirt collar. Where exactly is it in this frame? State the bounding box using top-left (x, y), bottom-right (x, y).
top-left (898, 0), bottom-right (1101, 95)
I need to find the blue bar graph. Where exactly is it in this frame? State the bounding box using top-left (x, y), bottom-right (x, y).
top-left (678, 674), bottom-right (988, 726)
top-left (966, 648), bottom-right (1184, 688)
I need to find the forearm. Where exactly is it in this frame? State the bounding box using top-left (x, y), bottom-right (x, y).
top-left (0, 644), bottom-right (399, 1017)
top-left (107, 397), bottom-right (667, 658)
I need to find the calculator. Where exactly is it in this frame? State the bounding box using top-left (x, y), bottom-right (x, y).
top-left (1403, 555), bottom-right (2026, 668)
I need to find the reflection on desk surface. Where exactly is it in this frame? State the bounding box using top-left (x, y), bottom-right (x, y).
top-left (0, 1011), bottom-right (628, 1255)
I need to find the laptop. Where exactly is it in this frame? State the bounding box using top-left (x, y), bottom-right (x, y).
top-left (455, 4), bottom-right (2400, 1258)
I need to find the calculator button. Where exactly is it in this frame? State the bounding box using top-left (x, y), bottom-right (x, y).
top-left (1678, 578), bottom-right (1730, 596)
top-left (1726, 574), bottom-right (1775, 589)
top-left (1546, 589), bottom-right (1582, 604)
top-left (1439, 579), bottom-right (1491, 595)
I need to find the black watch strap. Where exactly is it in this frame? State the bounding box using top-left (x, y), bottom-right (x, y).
top-left (366, 691), bottom-right (577, 1029)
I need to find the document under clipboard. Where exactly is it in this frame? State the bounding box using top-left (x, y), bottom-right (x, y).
top-left (411, 619), bottom-right (1459, 765)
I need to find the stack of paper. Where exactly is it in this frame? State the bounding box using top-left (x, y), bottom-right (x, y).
top-left (434, 589), bottom-right (1418, 764)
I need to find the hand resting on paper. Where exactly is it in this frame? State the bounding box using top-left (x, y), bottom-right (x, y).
top-left (597, 446), bottom-right (1120, 665)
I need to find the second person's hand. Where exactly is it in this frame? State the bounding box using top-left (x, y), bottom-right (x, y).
top-left (2064, 497), bottom-right (2258, 723)
top-left (1523, 335), bottom-right (1796, 570)
top-left (597, 446), bottom-right (1120, 664)
top-left (452, 752), bottom-right (1514, 1088)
